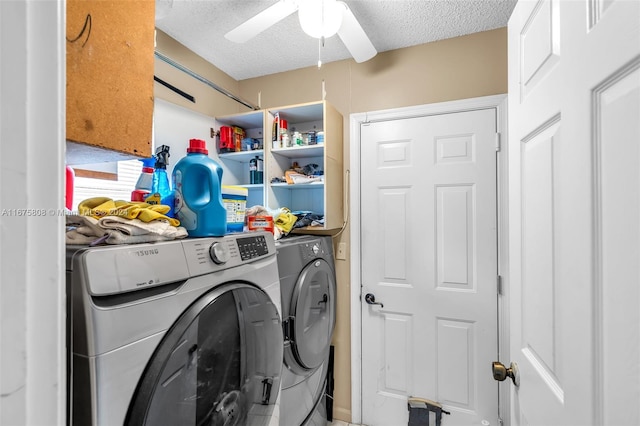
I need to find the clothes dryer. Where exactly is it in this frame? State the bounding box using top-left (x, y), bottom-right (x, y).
top-left (276, 235), bottom-right (336, 426)
top-left (66, 232), bottom-right (283, 426)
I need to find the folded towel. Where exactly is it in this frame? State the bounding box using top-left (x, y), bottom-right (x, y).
top-left (77, 197), bottom-right (180, 227)
top-left (99, 216), bottom-right (187, 239)
top-left (65, 229), bottom-right (101, 245)
top-left (66, 214), bottom-right (187, 245)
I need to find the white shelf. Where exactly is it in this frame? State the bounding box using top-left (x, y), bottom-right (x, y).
top-left (215, 110), bottom-right (263, 129)
top-left (269, 102), bottom-right (323, 123)
top-left (271, 182), bottom-right (324, 190)
top-left (218, 149), bottom-right (264, 162)
top-left (270, 145), bottom-right (323, 158)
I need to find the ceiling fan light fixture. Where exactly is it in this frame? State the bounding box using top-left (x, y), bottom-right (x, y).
top-left (298, 0), bottom-right (343, 39)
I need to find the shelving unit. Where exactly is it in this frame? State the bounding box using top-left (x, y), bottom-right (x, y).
top-left (214, 110), bottom-right (267, 208)
top-left (212, 100), bottom-right (343, 232)
top-left (266, 101), bottom-right (343, 232)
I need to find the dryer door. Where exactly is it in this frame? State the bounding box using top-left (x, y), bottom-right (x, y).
top-left (287, 258), bottom-right (336, 371)
top-left (125, 282), bottom-right (282, 426)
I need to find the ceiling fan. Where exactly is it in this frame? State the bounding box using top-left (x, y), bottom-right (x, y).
top-left (225, 0), bottom-right (377, 63)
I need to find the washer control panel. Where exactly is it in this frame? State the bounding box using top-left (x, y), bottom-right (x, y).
top-left (236, 234), bottom-right (270, 261)
top-left (209, 241), bottom-right (231, 264)
top-left (182, 232), bottom-right (275, 276)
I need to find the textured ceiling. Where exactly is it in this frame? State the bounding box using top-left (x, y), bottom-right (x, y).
top-left (155, 0), bottom-right (517, 81)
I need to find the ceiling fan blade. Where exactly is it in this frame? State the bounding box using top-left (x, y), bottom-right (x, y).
top-left (225, 0), bottom-right (298, 43)
top-left (336, 2), bottom-right (377, 63)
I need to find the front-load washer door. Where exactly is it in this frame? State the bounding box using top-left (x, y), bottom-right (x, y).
top-left (286, 258), bottom-right (336, 372)
top-left (125, 282), bottom-right (282, 426)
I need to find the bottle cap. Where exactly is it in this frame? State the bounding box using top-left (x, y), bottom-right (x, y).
top-left (187, 138), bottom-right (208, 154)
top-left (139, 157), bottom-right (156, 169)
top-left (131, 189), bottom-right (150, 202)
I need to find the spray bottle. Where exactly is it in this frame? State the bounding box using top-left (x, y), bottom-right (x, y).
top-left (131, 157), bottom-right (155, 202)
top-left (148, 145), bottom-right (175, 217)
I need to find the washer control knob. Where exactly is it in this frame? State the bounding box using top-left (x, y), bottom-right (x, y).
top-left (312, 243), bottom-right (320, 255)
top-left (209, 242), bottom-right (230, 264)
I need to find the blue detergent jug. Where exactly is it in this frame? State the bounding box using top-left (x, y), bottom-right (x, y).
top-left (172, 139), bottom-right (227, 237)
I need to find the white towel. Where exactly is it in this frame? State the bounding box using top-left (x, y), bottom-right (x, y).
top-left (66, 214), bottom-right (188, 245)
top-left (98, 216), bottom-right (187, 239)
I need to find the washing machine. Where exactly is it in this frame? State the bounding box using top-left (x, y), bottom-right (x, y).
top-left (66, 231), bottom-right (283, 426)
top-left (276, 235), bottom-right (337, 426)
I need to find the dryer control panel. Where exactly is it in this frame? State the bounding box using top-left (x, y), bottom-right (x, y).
top-left (300, 241), bottom-right (330, 262)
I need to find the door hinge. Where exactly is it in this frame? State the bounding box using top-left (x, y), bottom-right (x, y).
top-left (497, 275), bottom-right (503, 295)
top-left (498, 416), bottom-right (504, 426)
top-left (495, 133), bottom-right (501, 152)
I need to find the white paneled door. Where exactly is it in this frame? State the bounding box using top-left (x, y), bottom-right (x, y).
top-left (508, 0), bottom-right (639, 424)
top-left (360, 108), bottom-right (499, 425)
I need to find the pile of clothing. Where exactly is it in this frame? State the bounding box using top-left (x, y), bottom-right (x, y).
top-left (66, 197), bottom-right (187, 246)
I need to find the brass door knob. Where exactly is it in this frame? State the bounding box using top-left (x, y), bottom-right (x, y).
top-left (492, 361), bottom-right (519, 386)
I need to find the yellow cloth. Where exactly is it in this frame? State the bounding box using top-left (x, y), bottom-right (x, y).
top-left (274, 208), bottom-right (297, 233)
top-left (78, 197), bottom-right (180, 227)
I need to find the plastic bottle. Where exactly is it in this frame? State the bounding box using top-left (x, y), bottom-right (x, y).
top-left (172, 139), bottom-right (227, 237)
top-left (150, 145), bottom-right (175, 217)
top-left (131, 157), bottom-right (155, 202)
top-left (65, 166), bottom-right (75, 210)
top-left (249, 156), bottom-right (264, 184)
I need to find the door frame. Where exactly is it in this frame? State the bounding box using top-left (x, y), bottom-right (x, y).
top-left (349, 94), bottom-right (510, 425)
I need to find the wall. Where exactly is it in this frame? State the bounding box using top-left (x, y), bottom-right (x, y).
top-left (155, 27), bottom-right (507, 423)
top-left (154, 29), bottom-right (252, 118)
top-left (239, 27), bottom-right (508, 423)
top-left (0, 1), bottom-right (66, 424)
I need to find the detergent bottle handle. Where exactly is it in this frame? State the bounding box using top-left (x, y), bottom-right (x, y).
top-left (207, 166), bottom-right (217, 203)
top-left (216, 164), bottom-right (223, 183)
top-left (208, 162), bottom-right (222, 203)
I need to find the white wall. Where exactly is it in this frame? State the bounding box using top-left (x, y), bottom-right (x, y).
top-left (0, 1), bottom-right (66, 424)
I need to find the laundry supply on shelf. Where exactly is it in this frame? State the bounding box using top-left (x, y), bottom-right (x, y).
top-left (249, 156), bottom-right (264, 184)
top-left (218, 126), bottom-right (235, 153)
top-left (243, 137), bottom-right (261, 151)
top-left (217, 125), bottom-right (246, 153)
